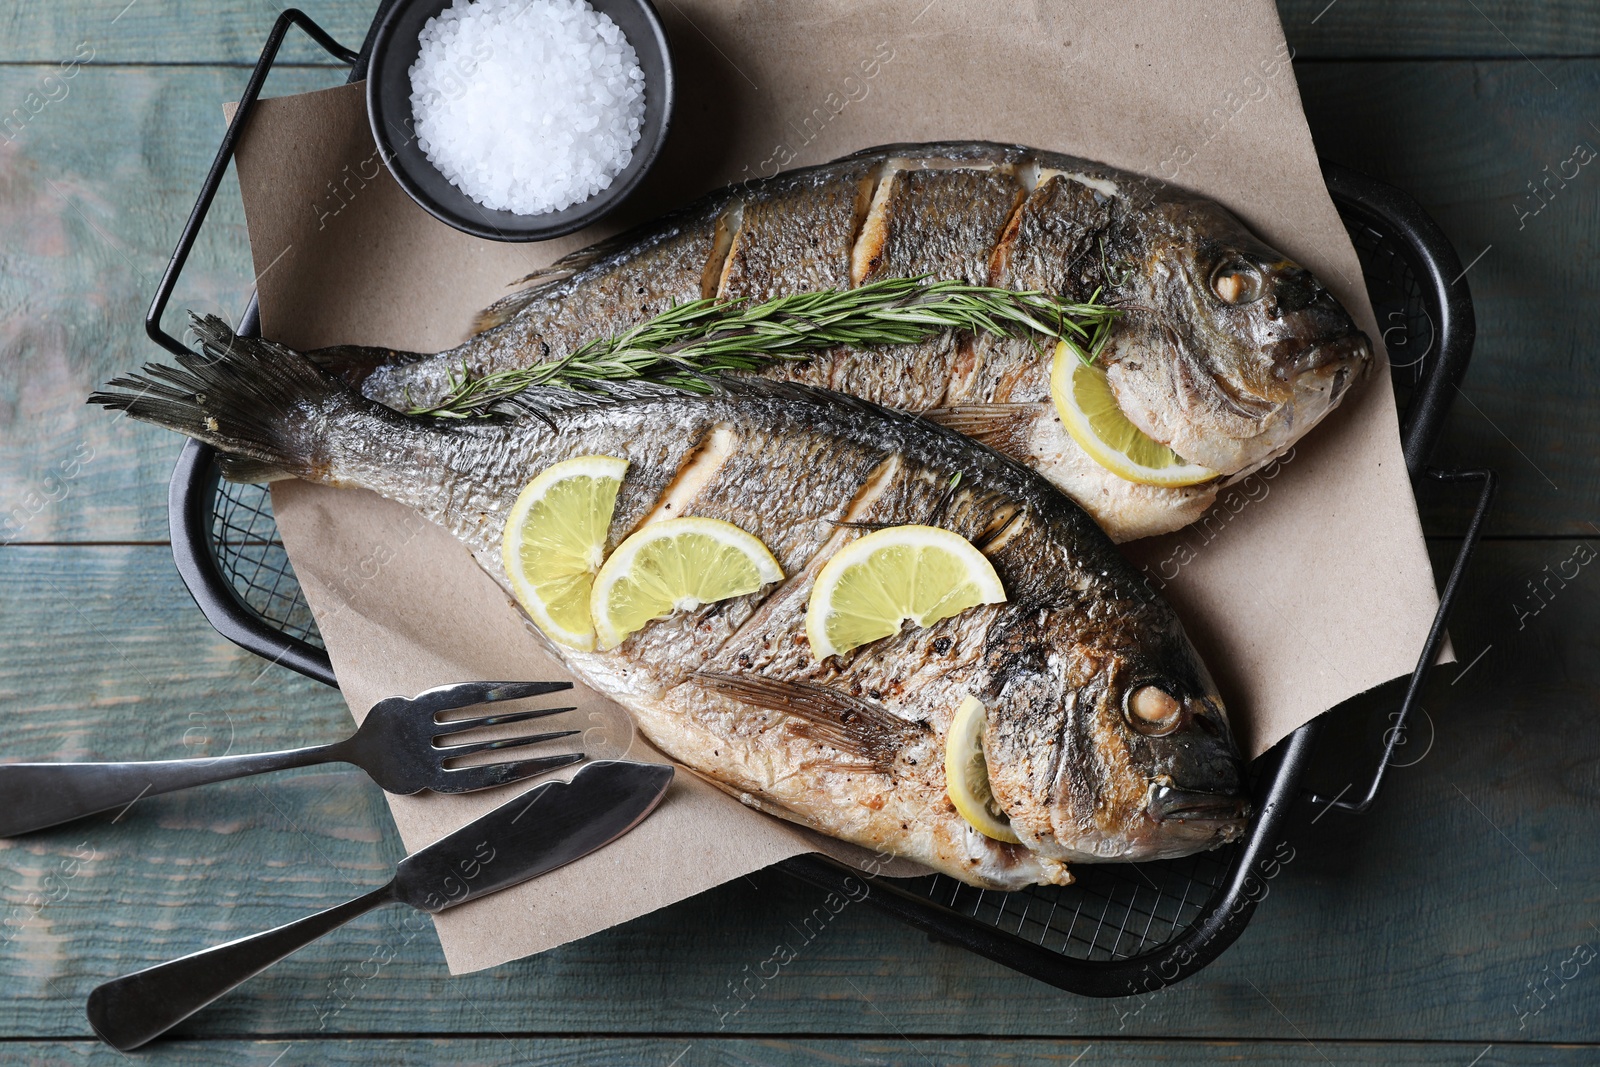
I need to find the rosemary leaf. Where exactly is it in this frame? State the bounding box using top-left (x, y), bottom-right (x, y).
top-left (410, 276), bottom-right (1120, 419)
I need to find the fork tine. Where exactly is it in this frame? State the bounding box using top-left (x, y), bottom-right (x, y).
top-left (409, 680), bottom-right (574, 716)
top-left (437, 729), bottom-right (581, 760)
top-left (434, 752), bottom-right (586, 794)
top-left (434, 705), bottom-right (577, 736)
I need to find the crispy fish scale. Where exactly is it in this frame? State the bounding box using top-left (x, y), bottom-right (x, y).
top-left (357, 198), bottom-right (730, 407)
top-left (850, 164), bottom-right (1025, 285)
top-left (371, 152), bottom-right (1032, 413)
top-left (989, 172), bottom-right (1113, 295)
top-left (714, 160), bottom-right (876, 300)
top-left (758, 163), bottom-right (1027, 410)
top-left (941, 175), bottom-right (1112, 408)
top-left (483, 212), bottom-right (722, 364)
top-left (600, 420), bottom-right (878, 686)
top-left (755, 335), bottom-right (955, 412)
top-left (670, 462), bottom-right (1043, 884)
top-left (540, 408), bottom-right (1061, 885)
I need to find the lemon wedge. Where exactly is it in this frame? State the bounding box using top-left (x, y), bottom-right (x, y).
top-left (945, 694), bottom-right (1019, 844)
top-left (502, 455), bottom-right (629, 651)
top-left (590, 516), bottom-right (783, 651)
top-left (1050, 341), bottom-right (1217, 488)
top-left (805, 524), bottom-right (1005, 660)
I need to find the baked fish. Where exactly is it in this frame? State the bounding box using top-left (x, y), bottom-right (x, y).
top-left (320, 141), bottom-right (1372, 541)
top-left (92, 319), bottom-right (1249, 889)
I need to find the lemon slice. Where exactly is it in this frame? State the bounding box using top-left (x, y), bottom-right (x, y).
top-left (945, 694), bottom-right (1019, 844)
top-left (591, 516), bottom-right (783, 651)
top-left (1050, 341), bottom-right (1218, 488)
top-left (501, 455), bottom-right (629, 651)
top-left (805, 524), bottom-right (1006, 660)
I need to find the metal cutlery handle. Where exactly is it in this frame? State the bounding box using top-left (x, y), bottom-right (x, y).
top-left (87, 882), bottom-right (395, 1051)
top-left (0, 744), bottom-right (344, 836)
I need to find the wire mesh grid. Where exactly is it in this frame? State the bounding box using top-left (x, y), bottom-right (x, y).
top-left (905, 846), bottom-right (1233, 961)
top-left (209, 481), bottom-right (322, 649)
top-left (198, 200), bottom-right (1425, 968)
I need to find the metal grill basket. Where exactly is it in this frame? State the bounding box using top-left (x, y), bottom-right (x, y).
top-left (154, 9), bottom-right (1494, 998)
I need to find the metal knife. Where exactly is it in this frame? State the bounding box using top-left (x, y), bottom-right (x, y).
top-left (86, 758), bottom-right (674, 1051)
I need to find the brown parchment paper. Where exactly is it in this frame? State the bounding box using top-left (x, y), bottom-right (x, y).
top-left (230, 0), bottom-right (1443, 974)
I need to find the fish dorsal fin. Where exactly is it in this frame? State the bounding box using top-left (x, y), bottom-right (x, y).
top-left (471, 198), bottom-right (728, 335)
top-left (922, 404), bottom-right (1045, 456)
top-left (471, 268), bottom-right (580, 334)
top-left (470, 230), bottom-right (647, 334)
top-left (715, 377), bottom-right (1032, 452)
top-left (499, 375), bottom-right (907, 421)
top-left (692, 672), bottom-right (925, 772)
top-left (494, 379), bottom-right (691, 426)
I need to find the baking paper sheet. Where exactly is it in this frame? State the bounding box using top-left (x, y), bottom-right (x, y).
top-left (228, 0), bottom-right (1442, 973)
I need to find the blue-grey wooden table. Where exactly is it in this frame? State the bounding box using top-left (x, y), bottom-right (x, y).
top-left (1, 2), bottom-right (1596, 1063)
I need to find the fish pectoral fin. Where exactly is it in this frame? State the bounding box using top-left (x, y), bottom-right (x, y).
top-left (691, 672), bottom-right (925, 773)
top-left (922, 404), bottom-right (1045, 456)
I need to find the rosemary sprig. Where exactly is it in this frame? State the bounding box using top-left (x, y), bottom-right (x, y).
top-left (411, 276), bottom-right (1119, 419)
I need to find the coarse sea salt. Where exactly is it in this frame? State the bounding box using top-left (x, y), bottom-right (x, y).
top-left (409, 0), bottom-right (646, 216)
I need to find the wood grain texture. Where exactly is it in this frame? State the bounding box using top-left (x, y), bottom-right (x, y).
top-left (2, 0), bottom-right (1598, 65)
top-left (2, 1037), bottom-right (1596, 1066)
top-left (0, 0), bottom-right (1596, 1057)
top-left (0, 2), bottom-right (373, 67)
top-left (0, 543), bottom-right (1594, 1045)
top-left (1280, 0), bottom-right (1600, 58)
top-left (1297, 59), bottom-right (1600, 536)
top-left (0, 64), bottom-right (338, 544)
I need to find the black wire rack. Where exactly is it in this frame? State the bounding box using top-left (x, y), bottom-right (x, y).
top-left (153, 8), bottom-right (1495, 998)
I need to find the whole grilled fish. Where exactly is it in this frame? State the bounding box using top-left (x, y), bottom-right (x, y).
top-left (320, 141), bottom-right (1372, 542)
top-left (92, 318), bottom-right (1249, 889)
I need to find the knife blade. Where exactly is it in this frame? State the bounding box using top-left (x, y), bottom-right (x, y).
top-left (394, 758), bottom-right (672, 912)
top-left (87, 759), bottom-right (673, 1051)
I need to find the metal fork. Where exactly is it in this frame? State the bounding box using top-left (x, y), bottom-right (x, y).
top-left (0, 681), bottom-right (583, 837)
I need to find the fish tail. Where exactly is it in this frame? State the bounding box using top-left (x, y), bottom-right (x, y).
top-left (88, 314), bottom-right (352, 482)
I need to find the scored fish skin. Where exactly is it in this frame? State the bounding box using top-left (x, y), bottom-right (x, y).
top-left (93, 322), bottom-right (1251, 890)
top-left (338, 141), bottom-right (1372, 542)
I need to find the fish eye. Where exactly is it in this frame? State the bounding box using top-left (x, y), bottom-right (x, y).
top-left (1125, 684), bottom-right (1185, 736)
top-left (1210, 261), bottom-right (1263, 305)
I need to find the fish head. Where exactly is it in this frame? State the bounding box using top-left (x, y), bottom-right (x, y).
top-left (1102, 198), bottom-right (1373, 474)
top-left (983, 602), bottom-right (1249, 862)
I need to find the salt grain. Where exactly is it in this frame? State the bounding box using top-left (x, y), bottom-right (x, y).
top-left (409, 0), bottom-right (647, 216)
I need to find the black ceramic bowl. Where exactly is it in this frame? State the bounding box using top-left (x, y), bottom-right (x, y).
top-left (366, 0), bottom-right (674, 241)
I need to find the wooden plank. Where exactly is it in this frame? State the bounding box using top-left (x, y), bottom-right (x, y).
top-left (3, 1037), bottom-right (1594, 1066)
top-left (1296, 59), bottom-right (1600, 536)
top-left (1, 1), bottom-right (1597, 65)
top-left (2, 60), bottom-right (1595, 541)
top-left (0, 1), bottom-right (373, 67)
top-left (0, 541), bottom-right (1595, 1042)
top-left (1280, 0), bottom-right (1600, 58)
top-left (0, 65), bottom-right (337, 543)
